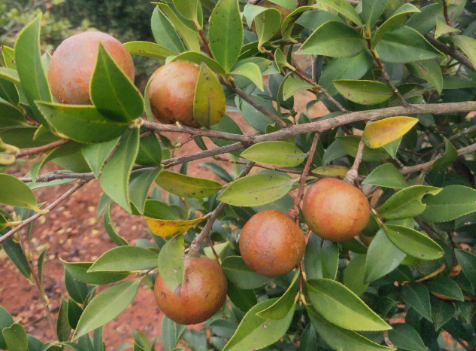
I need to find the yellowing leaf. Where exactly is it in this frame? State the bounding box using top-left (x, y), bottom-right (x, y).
top-left (362, 117), bottom-right (418, 149)
top-left (313, 165), bottom-right (349, 177)
top-left (145, 216), bottom-right (207, 237)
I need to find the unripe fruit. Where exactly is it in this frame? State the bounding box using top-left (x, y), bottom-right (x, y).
top-left (302, 178), bottom-right (370, 242)
top-left (239, 210), bottom-right (305, 277)
top-left (154, 255), bottom-right (227, 325)
top-left (48, 31), bottom-right (134, 105)
top-left (148, 61), bottom-right (202, 127)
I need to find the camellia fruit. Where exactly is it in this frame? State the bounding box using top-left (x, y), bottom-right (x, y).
top-left (48, 31), bottom-right (134, 105)
top-left (154, 255), bottom-right (227, 325)
top-left (148, 61), bottom-right (225, 128)
top-left (302, 178), bottom-right (370, 242)
top-left (239, 209), bottom-right (305, 277)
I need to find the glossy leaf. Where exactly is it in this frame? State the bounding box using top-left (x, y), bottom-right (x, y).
top-left (145, 215), bottom-right (206, 238)
top-left (407, 60), bottom-right (443, 94)
top-left (173, 0), bottom-right (198, 24)
top-left (151, 7), bottom-right (184, 54)
top-left (0, 68), bottom-right (20, 85)
top-left (402, 283), bottom-right (432, 320)
top-left (246, 7), bottom-right (280, 51)
top-left (384, 225), bottom-right (443, 260)
top-left (227, 283), bottom-right (257, 313)
top-left (64, 269), bottom-right (89, 304)
top-left (378, 186), bottom-right (442, 220)
top-left (363, 163), bottom-right (407, 189)
top-left (0, 306), bottom-right (14, 350)
top-left (333, 80), bottom-right (393, 105)
top-left (362, 0), bottom-right (389, 27)
top-left (209, 0), bottom-right (243, 71)
top-left (231, 62), bottom-right (264, 91)
top-left (156, 171), bottom-right (223, 199)
top-left (319, 0), bottom-right (362, 26)
top-left (81, 138), bottom-right (119, 178)
top-left (307, 278), bottom-right (391, 331)
top-left (451, 35), bottom-right (476, 71)
top-left (62, 260), bottom-right (129, 285)
top-left (387, 324), bottom-right (426, 351)
top-left (37, 102), bottom-right (129, 143)
top-left (218, 174), bottom-right (297, 207)
top-left (282, 77), bottom-right (314, 100)
top-left (241, 141), bottom-right (306, 167)
top-left (343, 254), bottom-right (369, 296)
top-left (99, 128), bottom-right (140, 213)
top-left (124, 41), bottom-right (175, 60)
top-left (157, 4), bottom-right (200, 52)
top-left (222, 298), bottom-right (295, 351)
top-left (161, 316), bottom-right (186, 351)
top-left (129, 168), bottom-right (162, 215)
top-left (192, 63), bottom-right (226, 128)
top-left (89, 246), bottom-right (158, 272)
top-left (0, 98), bottom-right (25, 128)
top-left (431, 138), bottom-right (458, 171)
top-left (362, 117), bottom-right (419, 149)
top-left (57, 297), bottom-right (71, 342)
top-left (158, 234), bottom-right (185, 292)
top-left (299, 21), bottom-right (365, 58)
top-left (421, 185), bottom-right (476, 223)
top-left (171, 52), bottom-right (226, 77)
top-left (337, 136), bottom-right (389, 162)
top-left (304, 235), bottom-right (338, 280)
top-left (73, 279), bottom-right (141, 340)
top-left (455, 249), bottom-right (476, 290)
top-left (2, 323), bottom-right (28, 351)
top-left (427, 276), bottom-right (464, 302)
top-left (221, 256), bottom-right (271, 289)
top-left (2, 238), bottom-right (31, 279)
top-left (0, 174), bottom-right (47, 214)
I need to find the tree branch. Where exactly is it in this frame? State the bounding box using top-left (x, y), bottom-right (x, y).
top-left (0, 181), bottom-right (88, 243)
top-left (425, 35), bottom-right (475, 72)
top-left (344, 133), bottom-right (366, 184)
top-left (16, 139), bottom-right (71, 158)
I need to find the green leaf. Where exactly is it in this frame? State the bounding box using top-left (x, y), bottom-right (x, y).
top-left (431, 138), bottom-right (458, 171)
top-left (14, 15), bottom-right (52, 127)
top-left (304, 235), bottom-right (338, 280)
top-left (151, 7), bottom-right (185, 54)
top-left (64, 269), bottom-right (89, 304)
top-left (161, 316), bottom-right (186, 351)
top-left (90, 43), bottom-right (143, 122)
top-left (192, 63), bottom-right (226, 128)
top-left (0, 306), bottom-right (14, 350)
top-left (227, 283), bottom-right (257, 312)
top-left (455, 249), bottom-right (476, 290)
top-left (2, 237), bottom-right (30, 279)
top-left (158, 235), bottom-right (185, 292)
top-left (333, 80), bottom-right (393, 105)
top-left (282, 77), bottom-right (314, 100)
top-left (89, 246), bottom-right (158, 272)
top-left (61, 260), bottom-right (129, 285)
top-left (421, 185), bottom-right (476, 223)
top-left (2, 323), bottom-right (28, 351)
top-left (387, 324), bottom-right (426, 351)
top-left (362, 117), bottom-right (419, 149)
top-left (299, 21), bottom-right (365, 58)
top-left (231, 62), bottom-right (264, 92)
top-left (378, 185), bottom-right (441, 220)
top-left (0, 79), bottom-right (20, 106)
top-left (362, 0), bottom-right (389, 28)
top-left (37, 248), bottom-right (47, 287)
top-left (124, 41), bottom-right (175, 60)
top-left (221, 256), bottom-right (271, 289)
top-left (218, 173), bottom-right (297, 207)
top-left (222, 298), bottom-right (295, 351)
top-left (256, 270), bottom-right (299, 320)
top-left (82, 138), bottom-right (119, 178)
top-left (431, 296), bottom-right (454, 330)
top-left (0, 98), bottom-right (25, 128)
top-left (209, 0), bottom-right (243, 71)
top-left (171, 52), bottom-right (226, 77)
top-left (173, 0), bottom-right (199, 24)
top-left (156, 171), bottom-right (223, 199)
top-left (0, 174), bottom-right (46, 214)
top-left (406, 60), bottom-right (443, 94)
top-left (0, 68), bottom-right (20, 85)
top-left (319, 0), bottom-right (363, 26)
top-left (251, 7), bottom-right (281, 51)
top-left (402, 283), bottom-right (432, 320)
top-left (57, 297), bottom-right (72, 342)
top-left (435, 17), bottom-right (460, 39)
top-left (384, 225), bottom-right (443, 261)
top-left (73, 279), bottom-right (141, 340)
top-left (371, 3), bottom-right (420, 49)
top-left (451, 35), bottom-right (476, 71)
top-left (241, 141), bottom-right (306, 167)
top-left (343, 254), bottom-right (369, 296)
top-left (37, 103), bottom-right (129, 144)
top-left (427, 276), bottom-right (464, 302)
top-left (157, 4), bottom-right (200, 52)
top-left (363, 163), bottom-right (407, 189)
top-left (375, 26), bottom-right (442, 63)
top-left (129, 168), bottom-right (162, 215)
top-left (365, 229), bottom-right (405, 283)
top-left (136, 134), bottom-right (162, 167)
top-left (307, 278), bottom-right (390, 331)
top-left (307, 307), bottom-right (393, 351)
top-left (337, 135), bottom-right (389, 162)
top-left (99, 128), bottom-right (140, 213)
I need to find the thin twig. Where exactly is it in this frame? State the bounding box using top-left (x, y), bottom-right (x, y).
top-left (344, 135), bottom-right (365, 184)
top-left (16, 139), bottom-right (71, 158)
top-left (421, 123), bottom-right (476, 157)
top-left (188, 162), bottom-right (255, 256)
top-left (288, 133), bottom-right (319, 222)
top-left (0, 181), bottom-right (88, 243)
top-left (425, 35), bottom-right (475, 72)
top-left (198, 29), bottom-right (213, 57)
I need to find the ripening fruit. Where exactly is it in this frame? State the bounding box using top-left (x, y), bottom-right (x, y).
top-left (239, 210), bottom-right (305, 277)
top-left (48, 31), bottom-right (134, 105)
top-left (302, 178), bottom-right (370, 242)
top-left (154, 255), bottom-right (227, 325)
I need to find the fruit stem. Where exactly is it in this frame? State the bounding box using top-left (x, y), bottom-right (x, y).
top-left (343, 130), bottom-right (366, 185)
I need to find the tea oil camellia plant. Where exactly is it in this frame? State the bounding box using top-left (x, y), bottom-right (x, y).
top-left (2, 0), bottom-right (476, 349)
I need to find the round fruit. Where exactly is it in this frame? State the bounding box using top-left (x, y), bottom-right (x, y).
top-left (302, 178), bottom-right (370, 242)
top-left (239, 210), bottom-right (305, 277)
top-left (48, 31), bottom-right (134, 105)
top-left (154, 255), bottom-right (227, 325)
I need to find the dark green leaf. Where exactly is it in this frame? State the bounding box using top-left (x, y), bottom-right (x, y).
top-left (2, 237), bottom-right (31, 279)
top-left (62, 260), bottom-right (129, 285)
top-left (387, 324), bottom-right (426, 351)
top-left (385, 225), bottom-right (443, 261)
top-left (82, 138), bottom-right (119, 178)
top-left (57, 297), bottom-right (72, 342)
top-left (304, 235), bottom-right (338, 280)
top-left (158, 234), bottom-right (185, 292)
top-left (222, 256), bottom-right (271, 289)
top-left (363, 163), bottom-right (407, 189)
top-left (422, 185), bottom-right (476, 223)
top-left (402, 282), bottom-right (432, 321)
top-left (89, 246), bottom-right (158, 272)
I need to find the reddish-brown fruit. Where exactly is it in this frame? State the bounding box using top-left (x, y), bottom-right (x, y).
top-left (48, 31), bottom-right (134, 105)
top-left (148, 61), bottom-right (200, 127)
top-left (154, 255), bottom-right (227, 325)
top-left (302, 178), bottom-right (370, 242)
top-left (239, 210), bottom-right (305, 277)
